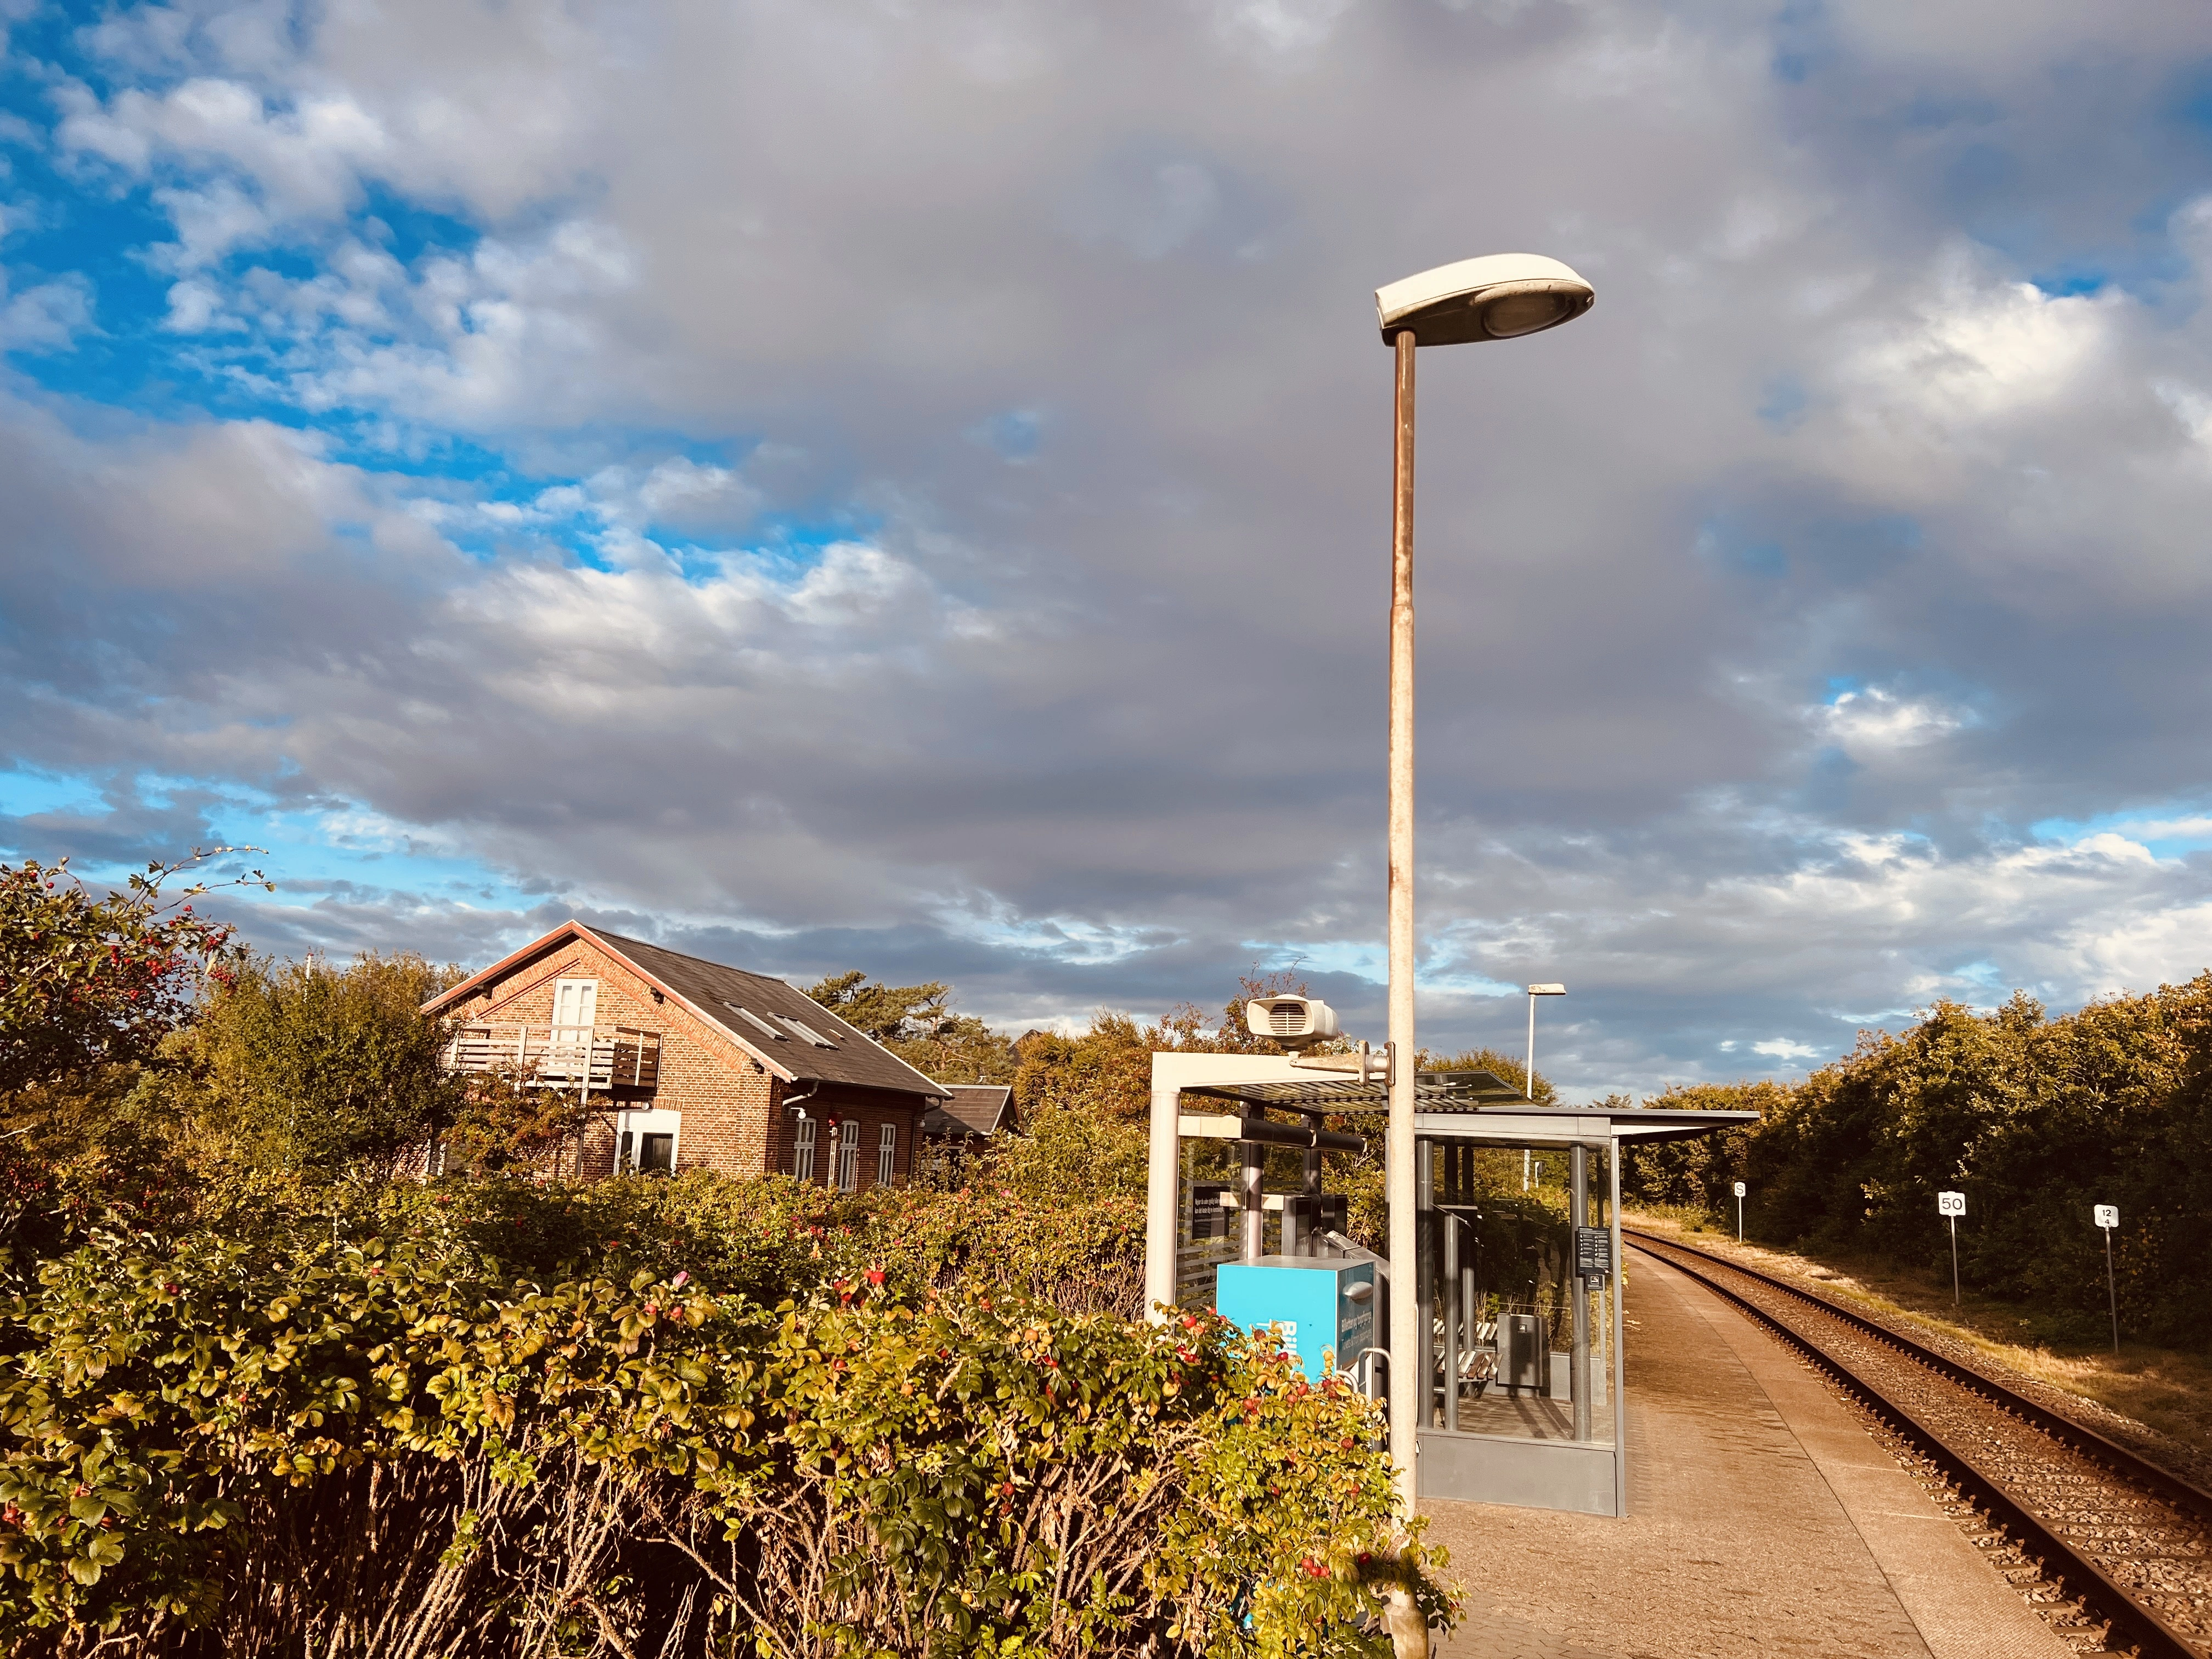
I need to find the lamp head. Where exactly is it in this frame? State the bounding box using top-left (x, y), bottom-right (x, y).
top-left (1244, 995), bottom-right (1341, 1052)
top-left (1527, 983), bottom-right (1566, 997)
top-left (1376, 254), bottom-right (1594, 347)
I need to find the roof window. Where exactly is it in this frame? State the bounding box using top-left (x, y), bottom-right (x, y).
top-left (780, 1017), bottom-right (838, 1048)
top-left (724, 1003), bottom-right (787, 1040)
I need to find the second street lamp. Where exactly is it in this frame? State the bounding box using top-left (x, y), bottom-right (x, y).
top-left (1525, 983), bottom-right (1567, 1101)
top-left (1374, 253), bottom-right (1595, 1514)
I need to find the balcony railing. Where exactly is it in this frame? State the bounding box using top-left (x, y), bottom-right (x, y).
top-left (440, 1022), bottom-right (662, 1093)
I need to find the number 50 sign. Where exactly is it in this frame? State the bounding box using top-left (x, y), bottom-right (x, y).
top-left (1937, 1190), bottom-right (1965, 1217)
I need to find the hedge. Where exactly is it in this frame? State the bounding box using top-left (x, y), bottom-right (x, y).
top-left (0, 1178), bottom-right (1449, 1655)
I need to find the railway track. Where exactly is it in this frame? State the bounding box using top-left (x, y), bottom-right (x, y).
top-left (1624, 1227), bottom-right (2212, 1658)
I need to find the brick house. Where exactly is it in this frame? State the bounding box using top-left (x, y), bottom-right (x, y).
top-left (422, 922), bottom-right (947, 1187)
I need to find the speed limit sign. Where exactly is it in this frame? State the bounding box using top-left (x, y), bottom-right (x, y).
top-left (1937, 1190), bottom-right (1966, 1217)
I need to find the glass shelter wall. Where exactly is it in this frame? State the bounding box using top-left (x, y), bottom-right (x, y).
top-left (1418, 1137), bottom-right (1615, 1445)
top-left (1413, 1133), bottom-right (1624, 1514)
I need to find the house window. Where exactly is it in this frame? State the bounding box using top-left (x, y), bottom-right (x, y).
top-left (793, 1117), bottom-right (817, 1183)
top-left (877, 1124), bottom-right (896, 1187)
top-left (546, 979), bottom-right (600, 1080)
top-left (617, 1109), bottom-right (681, 1177)
top-left (836, 1120), bottom-right (860, 1192)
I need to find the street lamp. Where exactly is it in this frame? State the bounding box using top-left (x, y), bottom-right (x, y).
top-left (1525, 983), bottom-right (1566, 1101)
top-left (1376, 253), bottom-right (1595, 1515)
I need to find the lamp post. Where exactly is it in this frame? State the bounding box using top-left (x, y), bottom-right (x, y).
top-left (1375, 253), bottom-right (1595, 1514)
top-left (1525, 983), bottom-right (1566, 1100)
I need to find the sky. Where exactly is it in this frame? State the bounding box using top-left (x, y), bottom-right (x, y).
top-left (3, 0), bottom-right (2211, 1101)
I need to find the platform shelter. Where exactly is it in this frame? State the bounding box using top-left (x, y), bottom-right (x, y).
top-left (1144, 1051), bottom-right (1755, 1517)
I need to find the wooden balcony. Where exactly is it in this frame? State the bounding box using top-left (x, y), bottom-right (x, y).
top-left (440, 1022), bottom-right (662, 1093)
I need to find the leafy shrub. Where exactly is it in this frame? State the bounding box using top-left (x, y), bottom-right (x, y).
top-left (0, 1181), bottom-right (1449, 1656)
top-left (1625, 981), bottom-right (2212, 1348)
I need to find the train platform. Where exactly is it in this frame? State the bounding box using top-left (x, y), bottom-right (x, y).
top-left (1424, 1252), bottom-right (2076, 1659)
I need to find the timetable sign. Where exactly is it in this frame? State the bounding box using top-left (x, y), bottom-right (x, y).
top-left (1938, 1190), bottom-right (1966, 1217)
top-left (2094, 1204), bottom-right (2119, 1230)
top-left (1575, 1226), bottom-right (1613, 1284)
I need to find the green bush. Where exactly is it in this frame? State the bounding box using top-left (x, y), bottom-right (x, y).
top-left (0, 1179), bottom-right (1448, 1655)
top-left (1624, 981), bottom-right (2212, 1348)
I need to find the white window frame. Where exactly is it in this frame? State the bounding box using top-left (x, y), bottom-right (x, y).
top-left (616, 1107), bottom-right (681, 1176)
top-left (836, 1119), bottom-right (861, 1192)
top-left (792, 1116), bottom-right (817, 1182)
top-left (877, 1123), bottom-right (897, 1187)
top-left (547, 978), bottom-right (601, 1080)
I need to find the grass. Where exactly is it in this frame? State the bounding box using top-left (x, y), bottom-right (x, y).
top-left (1624, 1207), bottom-right (2212, 1485)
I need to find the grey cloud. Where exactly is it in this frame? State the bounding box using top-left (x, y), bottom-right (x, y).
top-left (7, 0), bottom-right (2212, 1096)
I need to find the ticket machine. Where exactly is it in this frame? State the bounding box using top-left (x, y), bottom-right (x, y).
top-left (1215, 1257), bottom-right (1377, 1384)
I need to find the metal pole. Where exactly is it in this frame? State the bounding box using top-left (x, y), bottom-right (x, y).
top-left (1241, 1140), bottom-right (1265, 1263)
top-left (2104, 1228), bottom-right (2120, 1356)
top-left (1142, 1070), bottom-right (1180, 1321)
top-left (1385, 325), bottom-right (1419, 1515)
top-left (1736, 1193), bottom-right (1743, 1243)
top-left (1526, 992), bottom-right (1536, 1099)
top-left (1949, 1216), bottom-right (1960, 1307)
top-left (1571, 1143), bottom-right (1590, 1442)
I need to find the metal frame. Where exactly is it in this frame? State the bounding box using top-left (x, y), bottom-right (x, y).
top-left (1146, 1051), bottom-right (1753, 1517)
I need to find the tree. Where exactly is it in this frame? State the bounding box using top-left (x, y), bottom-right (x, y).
top-left (804, 970), bottom-right (1018, 1084)
top-left (195, 951), bottom-right (465, 1175)
top-left (0, 852), bottom-right (264, 1099)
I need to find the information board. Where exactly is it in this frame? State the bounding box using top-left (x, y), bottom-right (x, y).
top-left (1575, 1224), bottom-right (1612, 1285)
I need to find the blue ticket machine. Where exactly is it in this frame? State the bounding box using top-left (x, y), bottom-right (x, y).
top-left (1215, 1258), bottom-right (1378, 1384)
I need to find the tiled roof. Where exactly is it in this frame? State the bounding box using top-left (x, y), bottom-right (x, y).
top-left (586, 929), bottom-right (948, 1102)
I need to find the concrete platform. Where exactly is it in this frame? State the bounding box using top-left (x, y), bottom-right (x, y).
top-left (1424, 1253), bottom-right (2075, 1659)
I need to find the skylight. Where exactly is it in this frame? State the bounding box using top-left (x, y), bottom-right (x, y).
top-left (780, 1017), bottom-right (838, 1048)
top-left (724, 1003), bottom-right (787, 1040)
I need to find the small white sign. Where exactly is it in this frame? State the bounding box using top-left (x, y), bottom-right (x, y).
top-left (2094, 1204), bottom-right (2119, 1230)
top-left (1938, 1190), bottom-right (1966, 1217)
top-left (1733, 1181), bottom-right (1746, 1198)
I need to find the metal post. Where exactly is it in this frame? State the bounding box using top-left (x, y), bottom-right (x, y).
top-left (2104, 1227), bottom-right (2120, 1356)
top-left (1385, 325), bottom-right (1419, 1513)
top-left (1302, 1113), bottom-right (1323, 1197)
top-left (1144, 1073), bottom-right (1180, 1320)
top-left (1610, 1143), bottom-right (1627, 1517)
top-left (1242, 1139), bottom-right (1266, 1263)
top-left (1526, 992), bottom-right (1536, 1099)
top-left (1736, 1192), bottom-right (1743, 1243)
top-left (1571, 1143), bottom-right (1590, 1442)
top-left (1443, 1210), bottom-right (1460, 1431)
top-left (1949, 1215), bottom-right (1960, 1307)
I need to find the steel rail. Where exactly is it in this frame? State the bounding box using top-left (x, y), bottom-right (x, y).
top-left (1626, 1227), bottom-right (2208, 1659)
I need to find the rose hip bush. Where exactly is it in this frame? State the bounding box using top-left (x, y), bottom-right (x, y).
top-left (0, 1182), bottom-right (1450, 1656)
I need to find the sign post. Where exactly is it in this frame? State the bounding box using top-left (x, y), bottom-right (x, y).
top-left (1937, 1190), bottom-right (1965, 1306)
top-left (1733, 1180), bottom-right (1746, 1243)
top-left (2094, 1204), bottom-right (2120, 1355)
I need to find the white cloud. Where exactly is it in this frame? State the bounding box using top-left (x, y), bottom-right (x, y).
top-left (1819, 688), bottom-right (1968, 752)
top-left (1752, 1038), bottom-right (1818, 1061)
top-left (0, 273), bottom-right (94, 351)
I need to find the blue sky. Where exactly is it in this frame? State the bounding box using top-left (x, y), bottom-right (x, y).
top-left (5, 0), bottom-right (2212, 1098)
